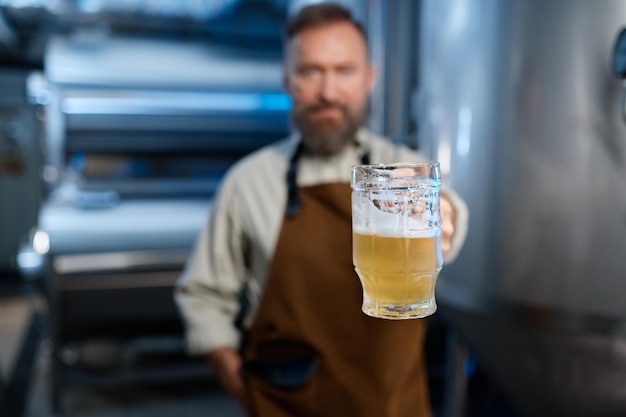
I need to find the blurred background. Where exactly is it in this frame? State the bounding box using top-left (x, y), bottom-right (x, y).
top-left (0, 0), bottom-right (625, 416)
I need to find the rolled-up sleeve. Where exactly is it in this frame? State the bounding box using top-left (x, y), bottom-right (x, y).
top-left (174, 176), bottom-right (246, 356)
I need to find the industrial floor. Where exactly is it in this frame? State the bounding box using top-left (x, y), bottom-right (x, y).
top-left (0, 278), bottom-right (244, 417)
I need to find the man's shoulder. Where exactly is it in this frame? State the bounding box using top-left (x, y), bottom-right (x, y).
top-left (362, 130), bottom-right (424, 162)
top-left (223, 137), bottom-right (294, 186)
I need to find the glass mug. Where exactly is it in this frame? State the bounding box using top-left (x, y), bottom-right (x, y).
top-left (351, 162), bottom-right (443, 319)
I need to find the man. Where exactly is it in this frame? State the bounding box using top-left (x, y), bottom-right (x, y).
top-left (175, 3), bottom-right (468, 416)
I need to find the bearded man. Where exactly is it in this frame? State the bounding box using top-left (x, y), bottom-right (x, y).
top-left (175, 3), bottom-right (468, 416)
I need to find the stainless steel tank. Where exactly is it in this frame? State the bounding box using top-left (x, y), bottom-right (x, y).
top-left (417, 1), bottom-right (626, 416)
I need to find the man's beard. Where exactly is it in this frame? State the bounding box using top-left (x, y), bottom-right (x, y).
top-left (292, 101), bottom-right (365, 156)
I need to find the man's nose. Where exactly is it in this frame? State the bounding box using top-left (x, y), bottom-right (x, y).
top-left (319, 73), bottom-right (339, 102)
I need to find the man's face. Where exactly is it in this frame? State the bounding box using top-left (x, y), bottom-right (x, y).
top-left (284, 21), bottom-right (376, 156)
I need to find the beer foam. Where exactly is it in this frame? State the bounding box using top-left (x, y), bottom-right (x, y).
top-left (352, 190), bottom-right (441, 237)
top-left (352, 226), bottom-right (439, 238)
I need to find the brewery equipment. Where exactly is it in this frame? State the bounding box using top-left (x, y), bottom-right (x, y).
top-left (417, 0), bottom-right (626, 416)
top-left (18, 33), bottom-right (289, 412)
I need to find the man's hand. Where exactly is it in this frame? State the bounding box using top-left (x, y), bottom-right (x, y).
top-left (387, 164), bottom-right (456, 257)
top-left (440, 193), bottom-right (455, 257)
top-left (207, 347), bottom-right (247, 408)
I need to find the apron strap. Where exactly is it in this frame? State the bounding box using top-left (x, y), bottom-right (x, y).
top-left (361, 151), bottom-right (370, 165)
top-left (286, 142), bottom-right (370, 217)
top-left (286, 142), bottom-right (305, 217)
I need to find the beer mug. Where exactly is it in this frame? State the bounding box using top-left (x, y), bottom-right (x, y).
top-left (351, 162), bottom-right (443, 319)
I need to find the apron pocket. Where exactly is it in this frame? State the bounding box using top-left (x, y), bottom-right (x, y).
top-left (243, 356), bottom-right (319, 388)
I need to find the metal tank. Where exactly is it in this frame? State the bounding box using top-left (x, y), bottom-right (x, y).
top-left (416, 1), bottom-right (626, 416)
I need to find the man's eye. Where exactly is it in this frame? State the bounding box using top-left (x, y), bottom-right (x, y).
top-left (299, 68), bottom-right (320, 77)
top-left (338, 67), bottom-right (355, 75)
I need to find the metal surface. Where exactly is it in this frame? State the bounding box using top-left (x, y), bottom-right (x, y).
top-left (417, 0), bottom-right (626, 416)
top-left (22, 33), bottom-right (289, 268)
top-left (37, 35), bottom-right (289, 191)
top-left (0, 0), bottom-right (286, 65)
top-left (16, 29), bottom-right (290, 413)
top-left (367, 0), bottom-right (419, 145)
top-left (39, 199), bottom-right (211, 254)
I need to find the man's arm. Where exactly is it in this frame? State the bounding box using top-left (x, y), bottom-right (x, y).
top-left (174, 176), bottom-right (248, 405)
top-left (207, 347), bottom-right (246, 406)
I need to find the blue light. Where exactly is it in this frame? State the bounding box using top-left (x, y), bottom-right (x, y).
top-left (61, 92), bottom-right (291, 115)
top-left (259, 93), bottom-right (292, 111)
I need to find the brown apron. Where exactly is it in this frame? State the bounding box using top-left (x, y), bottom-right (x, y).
top-left (242, 156), bottom-right (431, 417)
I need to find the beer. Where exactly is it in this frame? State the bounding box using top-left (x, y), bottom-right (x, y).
top-left (352, 162), bottom-right (443, 319)
top-left (352, 231), bottom-right (442, 318)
